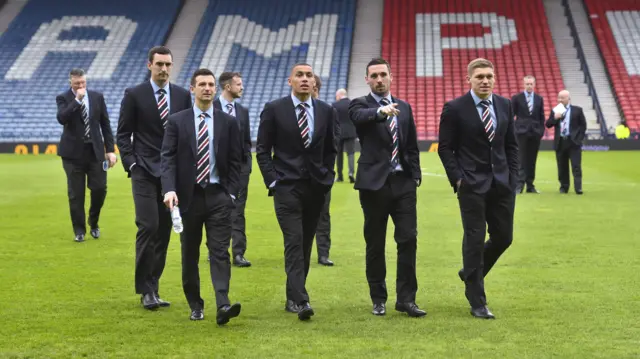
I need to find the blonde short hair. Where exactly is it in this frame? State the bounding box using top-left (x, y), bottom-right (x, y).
top-left (467, 58), bottom-right (494, 76)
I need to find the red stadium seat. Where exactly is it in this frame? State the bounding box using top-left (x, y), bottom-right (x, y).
top-left (383, 0), bottom-right (563, 139)
top-left (583, 0), bottom-right (640, 129)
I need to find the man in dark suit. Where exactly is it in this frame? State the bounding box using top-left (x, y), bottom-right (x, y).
top-left (312, 74), bottom-right (335, 267)
top-left (213, 72), bottom-right (252, 268)
top-left (256, 63), bottom-right (338, 321)
top-left (56, 68), bottom-right (117, 242)
top-left (545, 90), bottom-right (586, 194)
top-left (333, 88), bottom-right (356, 183)
top-left (438, 58), bottom-right (519, 319)
top-left (161, 68), bottom-right (243, 324)
top-left (512, 76), bottom-right (545, 193)
top-left (116, 46), bottom-right (193, 310)
top-left (349, 58), bottom-right (424, 318)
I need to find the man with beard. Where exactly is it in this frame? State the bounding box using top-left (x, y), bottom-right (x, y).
top-left (213, 72), bottom-right (252, 267)
top-left (349, 58), bottom-right (424, 318)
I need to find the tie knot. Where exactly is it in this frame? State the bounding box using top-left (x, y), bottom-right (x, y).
top-left (480, 100), bottom-right (491, 108)
top-left (297, 103), bottom-right (309, 110)
top-left (157, 89), bottom-right (166, 95)
top-left (379, 98), bottom-right (390, 106)
top-left (198, 112), bottom-right (208, 120)
top-left (226, 103), bottom-right (233, 110)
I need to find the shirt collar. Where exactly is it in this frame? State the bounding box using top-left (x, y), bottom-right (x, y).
top-left (525, 91), bottom-right (534, 97)
top-left (150, 79), bottom-right (170, 94)
top-left (470, 90), bottom-right (493, 106)
top-left (194, 105), bottom-right (214, 119)
top-left (219, 95), bottom-right (235, 110)
top-left (291, 93), bottom-right (313, 109)
top-left (370, 92), bottom-right (392, 105)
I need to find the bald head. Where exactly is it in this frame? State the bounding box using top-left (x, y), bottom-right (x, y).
top-left (335, 88), bottom-right (347, 101)
top-left (558, 90), bottom-right (571, 106)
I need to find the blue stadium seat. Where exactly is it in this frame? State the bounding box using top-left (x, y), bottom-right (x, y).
top-left (177, 0), bottom-right (356, 141)
top-left (0, 0), bottom-right (183, 142)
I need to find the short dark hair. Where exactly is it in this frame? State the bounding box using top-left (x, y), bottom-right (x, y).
top-left (291, 62), bottom-right (313, 72)
top-left (148, 46), bottom-right (172, 63)
top-left (366, 58), bottom-right (391, 76)
top-left (190, 68), bottom-right (216, 86)
top-left (313, 74), bottom-right (322, 91)
top-left (219, 72), bottom-right (242, 88)
top-left (69, 68), bottom-right (85, 78)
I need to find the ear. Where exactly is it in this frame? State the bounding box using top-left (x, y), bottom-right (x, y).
top-left (147, 62), bottom-right (152, 71)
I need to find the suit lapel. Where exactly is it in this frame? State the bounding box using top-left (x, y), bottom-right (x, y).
top-left (366, 94), bottom-right (393, 142)
top-left (213, 110), bottom-right (223, 156)
top-left (286, 96), bottom-right (306, 149)
top-left (311, 99), bottom-right (324, 144)
top-left (168, 83), bottom-right (182, 115)
top-left (186, 108), bottom-right (197, 158)
top-left (144, 82), bottom-right (163, 129)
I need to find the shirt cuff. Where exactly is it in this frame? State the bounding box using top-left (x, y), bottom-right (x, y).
top-left (129, 163), bottom-right (136, 171)
top-left (269, 180), bottom-right (276, 188)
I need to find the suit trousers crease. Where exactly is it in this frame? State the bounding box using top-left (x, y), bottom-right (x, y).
top-left (517, 134), bottom-right (541, 188)
top-left (62, 144), bottom-right (107, 235)
top-left (359, 174), bottom-right (418, 304)
top-left (131, 167), bottom-right (172, 295)
top-left (231, 162), bottom-right (251, 256)
top-left (556, 139), bottom-right (583, 191)
top-left (457, 180), bottom-right (514, 308)
top-left (274, 180), bottom-right (327, 304)
top-left (181, 185), bottom-right (233, 310)
top-left (315, 190), bottom-right (331, 258)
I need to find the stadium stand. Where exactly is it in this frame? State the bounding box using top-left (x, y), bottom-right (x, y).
top-left (176, 0), bottom-right (356, 141)
top-left (583, 0), bottom-right (640, 131)
top-left (382, 0), bottom-right (564, 140)
top-left (0, 0), bottom-right (184, 142)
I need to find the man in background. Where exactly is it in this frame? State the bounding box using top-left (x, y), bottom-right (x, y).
top-left (545, 90), bottom-right (586, 195)
top-left (512, 76), bottom-right (545, 193)
top-left (56, 68), bottom-right (117, 243)
top-left (313, 74), bottom-right (335, 267)
top-left (333, 89), bottom-right (356, 183)
top-left (213, 72), bottom-right (252, 268)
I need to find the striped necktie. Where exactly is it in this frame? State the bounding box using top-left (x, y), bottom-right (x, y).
top-left (196, 113), bottom-right (210, 187)
top-left (527, 93), bottom-right (533, 115)
top-left (81, 100), bottom-right (90, 141)
top-left (226, 103), bottom-right (234, 116)
top-left (379, 98), bottom-right (399, 168)
top-left (480, 100), bottom-right (495, 142)
top-left (297, 103), bottom-right (311, 148)
top-left (157, 89), bottom-right (169, 128)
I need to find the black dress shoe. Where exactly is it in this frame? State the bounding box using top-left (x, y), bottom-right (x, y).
top-left (190, 309), bottom-right (204, 321)
top-left (318, 256), bottom-right (334, 266)
top-left (74, 234), bottom-right (85, 242)
top-left (284, 300), bottom-right (300, 313)
top-left (559, 188), bottom-right (568, 193)
top-left (233, 255), bottom-right (251, 267)
top-left (526, 188), bottom-right (540, 194)
top-left (216, 303), bottom-right (241, 325)
top-left (372, 303), bottom-right (386, 316)
top-left (470, 306), bottom-right (495, 319)
top-left (395, 302), bottom-right (427, 317)
top-left (515, 186), bottom-right (523, 194)
top-left (90, 228), bottom-right (100, 239)
top-left (141, 293), bottom-right (159, 310)
top-left (336, 177), bottom-right (344, 182)
top-left (297, 302), bottom-right (314, 321)
top-left (155, 293), bottom-right (170, 307)
top-left (349, 175), bottom-right (355, 183)
top-left (575, 189), bottom-right (583, 195)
